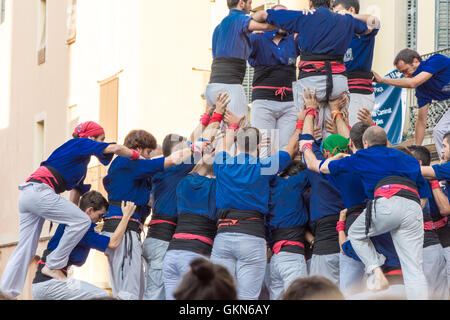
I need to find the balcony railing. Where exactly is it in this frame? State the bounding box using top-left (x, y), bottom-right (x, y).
top-left (404, 48), bottom-right (450, 141)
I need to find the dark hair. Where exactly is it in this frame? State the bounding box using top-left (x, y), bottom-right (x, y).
top-left (124, 130), bottom-right (157, 151)
top-left (394, 48), bottom-right (422, 66)
top-left (362, 126), bottom-right (387, 147)
top-left (227, 0), bottom-right (248, 9)
top-left (444, 132), bottom-right (450, 145)
top-left (350, 122), bottom-right (371, 150)
top-left (79, 191), bottom-right (109, 212)
top-left (394, 145), bottom-right (413, 157)
top-left (407, 145), bottom-right (431, 166)
top-left (174, 258), bottom-right (237, 300)
top-left (311, 0), bottom-right (332, 8)
top-left (162, 134), bottom-right (187, 157)
top-left (236, 127), bottom-right (261, 154)
top-left (279, 160), bottom-right (306, 178)
top-left (282, 276), bottom-right (345, 300)
top-left (332, 0), bottom-right (360, 13)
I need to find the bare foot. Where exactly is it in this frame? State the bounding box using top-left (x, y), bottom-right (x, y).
top-left (41, 265), bottom-right (67, 281)
top-left (372, 267), bottom-right (390, 292)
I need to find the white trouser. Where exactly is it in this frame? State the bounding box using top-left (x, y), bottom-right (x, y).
top-left (205, 83), bottom-right (248, 118)
top-left (309, 253), bottom-right (340, 286)
top-left (348, 92), bottom-right (375, 127)
top-left (423, 243), bottom-right (448, 300)
top-left (269, 252), bottom-right (307, 300)
top-left (142, 237), bottom-right (170, 300)
top-left (433, 108), bottom-right (450, 157)
top-left (0, 182), bottom-right (91, 298)
top-left (250, 99), bottom-right (297, 152)
top-left (102, 230), bottom-right (144, 300)
top-left (348, 196), bottom-right (428, 300)
top-left (31, 278), bottom-right (111, 300)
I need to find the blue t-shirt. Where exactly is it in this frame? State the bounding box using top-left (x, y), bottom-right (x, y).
top-left (248, 31), bottom-right (300, 67)
top-left (266, 8), bottom-right (367, 56)
top-left (47, 223), bottom-right (110, 267)
top-left (176, 173), bottom-right (217, 221)
top-left (41, 138), bottom-right (113, 194)
top-left (305, 139), bottom-right (346, 222)
top-left (212, 9), bottom-right (252, 60)
top-left (344, 28), bottom-right (379, 72)
top-left (328, 146), bottom-right (432, 200)
top-left (413, 54), bottom-right (450, 108)
top-left (151, 162), bottom-right (196, 217)
top-left (213, 151), bottom-right (292, 214)
top-left (269, 172), bottom-right (309, 229)
top-left (103, 156), bottom-right (165, 223)
top-left (433, 162), bottom-right (450, 182)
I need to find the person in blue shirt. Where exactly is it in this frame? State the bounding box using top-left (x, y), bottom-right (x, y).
top-left (267, 160), bottom-right (310, 300)
top-left (252, 0), bottom-right (373, 139)
top-left (304, 125), bottom-right (431, 300)
top-left (373, 49), bottom-right (450, 155)
top-left (332, 0), bottom-right (381, 126)
top-left (142, 95), bottom-right (226, 300)
top-left (31, 191), bottom-right (136, 300)
top-left (211, 105), bottom-right (300, 300)
top-left (205, 0), bottom-right (276, 121)
top-left (248, 4), bottom-right (300, 152)
top-left (0, 121), bottom-right (141, 299)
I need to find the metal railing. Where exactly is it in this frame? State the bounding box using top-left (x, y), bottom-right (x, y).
top-left (404, 48), bottom-right (450, 141)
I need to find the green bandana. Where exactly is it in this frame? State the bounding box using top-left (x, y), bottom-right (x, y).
top-left (322, 134), bottom-right (350, 156)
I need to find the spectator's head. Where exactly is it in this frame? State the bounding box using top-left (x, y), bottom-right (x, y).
top-left (407, 145), bottom-right (431, 166)
top-left (332, 0), bottom-right (360, 14)
top-left (80, 191), bottom-right (109, 223)
top-left (282, 276), bottom-right (345, 300)
top-left (279, 160), bottom-right (306, 178)
top-left (394, 49), bottom-right (422, 78)
top-left (362, 126), bottom-right (388, 149)
top-left (236, 127), bottom-right (262, 157)
top-left (271, 4), bottom-right (287, 10)
top-left (442, 132), bottom-right (450, 163)
top-left (310, 0), bottom-right (332, 9)
top-left (174, 258), bottom-right (237, 300)
top-left (162, 134), bottom-right (188, 158)
top-left (227, 0), bottom-right (252, 12)
top-left (349, 122), bottom-right (371, 152)
top-left (124, 130), bottom-right (157, 159)
top-left (322, 134), bottom-right (350, 159)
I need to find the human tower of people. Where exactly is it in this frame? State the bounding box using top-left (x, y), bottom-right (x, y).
top-left (0, 0), bottom-right (450, 301)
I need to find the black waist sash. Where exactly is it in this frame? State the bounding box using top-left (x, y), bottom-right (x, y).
top-left (252, 65), bottom-right (297, 102)
top-left (423, 213), bottom-right (441, 248)
top-left (271, 225), bottom-right (305, 255)
top-left (209, 57), bottom-right (247, 85)
top-left (347, 70), bottom-right (374, 95)
top-left (32, 249), bottom-right (69, 284)
top-left (216, 209), bottom-right (265, 239)
top-left (365, 176), bottom-right (420, 235)
top-left (168, 213), bottom-right (217, 256)
top-left (310, 214), bottom-right (340, 255)
top-left (344, 203), bottom-right (366, 235)
top-left (102, 218), bottom-right (141, 234)
top-left (146, 213), bottom-right (178, 242)
top-left (298, 53), bottom-right (346, 102)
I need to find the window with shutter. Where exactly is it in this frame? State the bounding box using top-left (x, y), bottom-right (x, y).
top-left (242, 63), bottom-right (254, 106)
top-left (37, 0), bottom-right (47, 65)
top-left (66, 0), bottom-right (77, 45)
top-left (406, 0), bottom-right (417, 50)
top-left (436, 0), bottom-right (449, 50)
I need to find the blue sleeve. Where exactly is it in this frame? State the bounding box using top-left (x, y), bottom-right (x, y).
top-left (84, 227), bottom-right (110, 252)
top-left (241, 15), bottom-right (252, 33)
top-left (422, 55), bottom-right (449, 75)
top-left (77, 139), bottom-right (114, 165)
top-left (352, 16), bottom-right (368, 35)
top-left (328, 155), bottom-right (357, 176)
top-left (417, 173), bottom-right (432, 199)
top-left (416, 94), bottom-right (431, 108)
top-left (266, 9), bottom-right (304, 34)
top-left (130, 157), bottom-right (166, 180)
top-left (433, 163), bottom-right (450, 181)
top-left (342, 240), bottom-right (362, 262)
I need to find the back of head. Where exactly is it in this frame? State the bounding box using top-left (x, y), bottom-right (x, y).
top-left (282, 276), bottom-right (345, 300)
top-left (407, 145), bottom-right (431, 166)
top-left (322, 134), bottom-right (350, 156)
top-left (236, 127), bottom-right (261, 155)
top-left (444, 131), bottom-right (450, 146)
top-left (227, 0), bottom-right (247, 9)
top-left (350, 122), bottom-right (371, 150)
top-left (162, 134), bottom-right (187, 157)
top-left (332, 0), bottom-right (360, 13)
top-left (362, 126), bottom-right (388, 148)
top-left (79, 191), bottom-right (109, 212)
top-left (394, 48), bottom-right (422, 66)
top-left (174, 258), bottom-right (237, 300)
top-left (279, 160), bottom-right (306, 178)
top-left (124, 130), bottom-right (157, 151)
top-left (311, 0), bottom-right (332, 9)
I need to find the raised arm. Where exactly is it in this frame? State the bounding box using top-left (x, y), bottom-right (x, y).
top-left (430, 181), bottom-right (450, 216)
top-left (372, 70), bottom-right (433, 89)
top-left (107, 201), bottom-right (137, 249)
